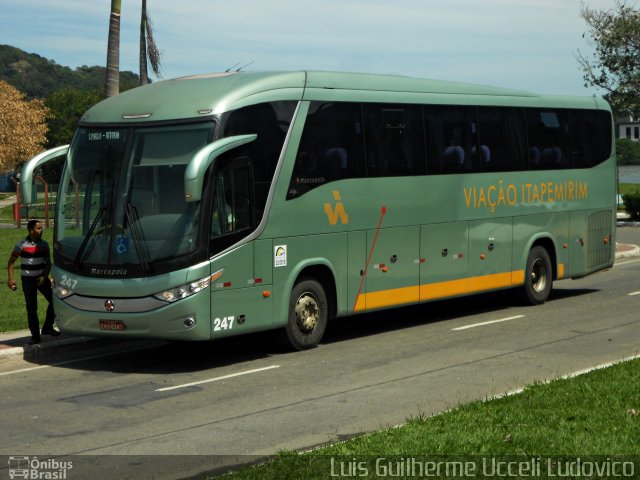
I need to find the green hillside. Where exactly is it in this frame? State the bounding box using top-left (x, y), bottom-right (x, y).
top-left (0, 44), bottom-right (140, 98)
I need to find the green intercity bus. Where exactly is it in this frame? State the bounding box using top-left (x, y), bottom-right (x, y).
top-left (22, 71), bottom-right (615, 350)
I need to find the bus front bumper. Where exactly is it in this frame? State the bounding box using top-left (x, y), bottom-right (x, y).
top-left (54, 294), bottom-right (212, 341)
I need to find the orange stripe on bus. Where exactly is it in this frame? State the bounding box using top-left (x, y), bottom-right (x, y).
top-left (353, 270), bottom-right (526, 312)
top-left (511, 269), bottom-right (525, 285)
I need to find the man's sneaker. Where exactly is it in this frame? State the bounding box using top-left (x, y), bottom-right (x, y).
top-left (28, 336), bottom-right (41, 345)
top-left (41, 328), bottom-right (61, 337)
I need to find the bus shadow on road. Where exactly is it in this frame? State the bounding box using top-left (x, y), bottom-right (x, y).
top-left (38, 287), bottom-right (600, 374)
top-left (29, 331), bottom-right (283, 375)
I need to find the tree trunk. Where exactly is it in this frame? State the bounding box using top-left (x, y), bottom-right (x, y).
top-left (105, 0), bottom-right (121, 97)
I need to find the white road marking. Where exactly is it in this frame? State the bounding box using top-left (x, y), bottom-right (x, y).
top-left (451, 315), bottom-right (525, 331)
top-left (155, 365), bottom-right (280, 392)
top-left (628, 291), bottom-right (640, 296)
top-left (0, 364), bottom-right (50, 376)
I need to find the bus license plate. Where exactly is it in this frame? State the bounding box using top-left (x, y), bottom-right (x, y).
top-left (99, 319), bottom-right (126, 331)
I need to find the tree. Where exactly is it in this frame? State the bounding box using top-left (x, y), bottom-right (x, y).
top-left (0, 80), bottom-right (49, 172)
top-left (577, 1), bottom-right (640, 116)
top-left (616, 138), bottom-right (640, 165)
top-left (105, 0), bottom-right (121, 97)
top-left (45, 88), bottom-right (102, 148)
top-left (139, 0), bottom-right (162, 85)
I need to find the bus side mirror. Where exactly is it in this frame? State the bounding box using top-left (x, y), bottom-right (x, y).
top-left (184, 134), bottom-right (257, 203)
top-left (20, 145), bottom-right (70, 201)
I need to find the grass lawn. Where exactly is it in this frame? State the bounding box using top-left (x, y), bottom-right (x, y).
top-left (0, 226), bottom-right (54, 332)
top-left (221, 358), bottom-right (640, 479)
top-left (619, 183), bottom-right (640, 196)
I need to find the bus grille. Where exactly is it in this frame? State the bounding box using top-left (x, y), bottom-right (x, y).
top-left (587, 210), bottom-right (612, 270)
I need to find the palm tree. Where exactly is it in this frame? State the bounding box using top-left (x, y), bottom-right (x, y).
top-left (104, 0), bottom-right (121, 97)
top-left (139, 0), bottom-right (162, 85)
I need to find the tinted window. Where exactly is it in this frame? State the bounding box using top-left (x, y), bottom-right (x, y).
top-left (571, 110), bottom-right (612, 168)
top-left (287, 102), bottom-right (366, 199)
top-left (527, 110), bottom-right (572, 169)
top-left (363, 104), bottom-right (426, 176)
top-left (210, 157), bottom-right (254, 255)
top-left (223, 101), bottom-right (296, 216)
top-left (425, 106), bottom-right (478, 174)
top-left (477, 107), bottom-right (527, 172)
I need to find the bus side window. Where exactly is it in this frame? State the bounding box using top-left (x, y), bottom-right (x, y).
top-left (287, 102), bottom-right (366, 199)
top-left (223, 101), bottom-right (296, 221)
top-left (527, 110), bottom-right (572, 170)
top-left (571, 109), bottom-right (613, 168)
top-left (363, 104), bottom-right (426, 177)
top-left (425, 106), bottom-right (479, 174)
top-left (477, 107), bottom-right (527, 172)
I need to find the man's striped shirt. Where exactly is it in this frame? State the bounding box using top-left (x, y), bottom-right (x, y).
top-left (12, 237), bottom-right (50, 277)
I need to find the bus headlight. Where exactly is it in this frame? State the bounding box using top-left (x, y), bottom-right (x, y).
top-left (53, 283), bottom-right (74, 299)
top-left (153, 269), bottom-right (223, 304)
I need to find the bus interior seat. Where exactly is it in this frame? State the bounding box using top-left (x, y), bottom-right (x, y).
top-left (541, 147), bottom-right (562, 166)
top-left (323, 147), bottom-right (347, 179)
top-left (529, 147), bottom-right (541, 167)
top-left (473, 144), bottom-right (491, 163)
top-left (444, 146), bottom-right (465, 169)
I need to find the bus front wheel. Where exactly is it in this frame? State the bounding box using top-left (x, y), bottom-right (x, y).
top-left (282, 277), bottom-right (328, 350)
top-left (521, 246), bottom-right (553, 305)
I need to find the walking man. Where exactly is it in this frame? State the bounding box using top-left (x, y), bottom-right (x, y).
top-left (7, 219), bottom-right (60, 345)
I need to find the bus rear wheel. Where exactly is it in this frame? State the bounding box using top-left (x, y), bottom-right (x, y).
top-left (521, 246), bottom-right (553, 305)
top-left (282, 277), bottom-right (328, 350)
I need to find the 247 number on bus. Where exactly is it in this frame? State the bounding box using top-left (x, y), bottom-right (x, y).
top-left (213, 316), bottom-right (235, 332)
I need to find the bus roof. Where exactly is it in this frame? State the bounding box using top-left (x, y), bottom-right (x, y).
top-left (79, 71), bottom-right (606, 125)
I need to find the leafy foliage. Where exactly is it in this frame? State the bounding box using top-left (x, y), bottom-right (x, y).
top-left (0, 80), bottom-right (49, 172)
top-left (45, 88), bottom-right (102, 148)
top-left (577, 2), bottom-right (640, 116)
top-left (616, 138), bottom-right (640, 165)
top-left (622, 190), bottom-right (640, 220)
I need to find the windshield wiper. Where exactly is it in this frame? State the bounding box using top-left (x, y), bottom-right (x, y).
top-left (124, 202), bottom-right (150, 273)
top-left (73, 206), bottom-right (105, 270)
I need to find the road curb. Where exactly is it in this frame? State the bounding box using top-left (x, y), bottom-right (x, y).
top-left (0, 334), bottom-right (161, 364)
top-left (615, 243), bottom-right (640, 259)
top-left (0, 335), bottom-right (97, 360)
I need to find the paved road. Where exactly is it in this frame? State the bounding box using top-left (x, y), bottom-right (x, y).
top-left (1, 234), bottom-right (639, 478)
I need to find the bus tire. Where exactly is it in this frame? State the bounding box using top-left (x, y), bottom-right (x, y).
top-left (282, 277), bottom-right (328, 350)
top-left (520, 246), bottom-right (553, 305)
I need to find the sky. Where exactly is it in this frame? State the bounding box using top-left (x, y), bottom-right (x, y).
top-left (0, 0), bottom-right (628, 96)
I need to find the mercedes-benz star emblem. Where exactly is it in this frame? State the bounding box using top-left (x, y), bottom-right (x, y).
top-left (104, 300), bottom-right (115, 312)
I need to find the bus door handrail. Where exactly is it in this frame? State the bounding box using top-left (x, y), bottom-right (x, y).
top-left (184, 134), bottom-right (257, 202)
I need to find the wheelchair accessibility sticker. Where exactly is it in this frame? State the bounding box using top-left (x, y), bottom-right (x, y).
top-left (115, 235), bottom-right (130, 255)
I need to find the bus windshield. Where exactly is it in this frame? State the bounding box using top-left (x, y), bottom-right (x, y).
top-left (55, 123), bottom-right (215, 277)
